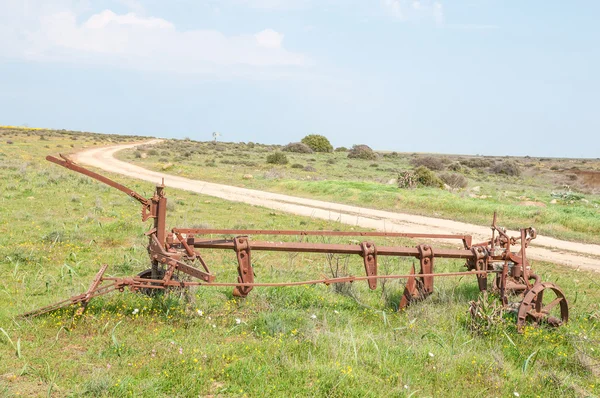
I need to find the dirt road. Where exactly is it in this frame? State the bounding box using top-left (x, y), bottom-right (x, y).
top-left (73, 141), bottom-right (600, 272)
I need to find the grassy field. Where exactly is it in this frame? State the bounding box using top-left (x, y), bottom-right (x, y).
top-left (1, 128), bottom-right (599, 397)
top-left (118, 139), bottom-right (600, 245)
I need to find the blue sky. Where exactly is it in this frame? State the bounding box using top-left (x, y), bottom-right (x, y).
top-left (1, 0), bottom-right (598, 157)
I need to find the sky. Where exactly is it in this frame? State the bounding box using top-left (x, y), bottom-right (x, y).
top-left (0, 0), bottom-right (599, 157)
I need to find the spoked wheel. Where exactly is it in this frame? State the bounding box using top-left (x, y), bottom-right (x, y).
top-left (517, 282), bottom-right (568, 331)
top-left (136, 268), bottom-right (166, 296)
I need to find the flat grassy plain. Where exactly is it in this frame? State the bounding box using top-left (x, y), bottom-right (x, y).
top-left (1, 128), bottom-right (599, 397)
top-left (118, 139), bottom-right (600, 245)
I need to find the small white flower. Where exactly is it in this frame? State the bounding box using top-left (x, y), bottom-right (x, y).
top-left (428, 352), bottom-right (434, 358)
top-left (208, 316), bottom-right (212, 320)
top-left (197, 309), bottom-right (203, 316)
top-left (212, 324), bottom-right (216, 328)
top-left (513, 392), bottom-right (520, 397)
top-left (404, 385), bottom-right (409, 389)
top-left (334, 310), bottom-right (339, 314)
top-left (235, 318), bottom-right (241, 325)
top-left (132, 308), bottom-right (139, 315)
top-left (310, 314), bottom-right (317, 319)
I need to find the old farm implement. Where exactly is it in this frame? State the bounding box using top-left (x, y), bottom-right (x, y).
top-left (22, 155), bottom-right (569, 330)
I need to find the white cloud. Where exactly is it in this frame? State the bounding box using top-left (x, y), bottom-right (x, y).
top-left (383, 0), bottom-right (444, 25)
top-left (255, 29), bottom-right (284, 48)
top-left (0, 5), bottom-right (311, 76)
top-left (234, 0), bottom-right (311, 9)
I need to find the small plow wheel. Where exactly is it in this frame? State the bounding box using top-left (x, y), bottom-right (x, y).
top-left (136, 268), bottom-right (166, 296)
top-left (517, 282), bottom-right (568, 331)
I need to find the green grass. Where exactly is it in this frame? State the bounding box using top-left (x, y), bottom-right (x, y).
top-left (118, 139), bottom-right (600, 244)
top-left (0, 129), bottom-right (599, 397)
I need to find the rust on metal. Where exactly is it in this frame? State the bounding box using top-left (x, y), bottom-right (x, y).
top-left (21, 155), bottom-right (570, 332)
top-left (360, 241), bottom-right (378, 290)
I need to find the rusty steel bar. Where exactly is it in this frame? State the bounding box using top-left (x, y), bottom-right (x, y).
top-left (186, 239), bottom-right (477, 259)
top-left (173, 228), bottom-right (470, 241)
top-left (46, 155), bottom-right (150, 206)
top-left (108, 269), bottom-right (495, 288)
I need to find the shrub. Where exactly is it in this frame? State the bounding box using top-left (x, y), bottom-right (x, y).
top-left (291, 163), bottom-right (304, 169)
top-left (414, 166), bottom-right (444, 188)
top-left (303, 165), bottom-right (316, 172)
top-left (247, 142), bottom-right (255, 148)
top-left (369, 163), bottom-right (379, 168)
top-left (461, 158), bottom-right (493, 169)
top-left (134, 151), bottom-right (142, 158)
top-left (397, 171), bottom-right (417, 189)
top-left (439, 172), bottom-right (468, 189)
top-left (266, 152), bottom-right (289, 165)
top-left (347, 144), bottom-right (377, 160)
top-left (447, 162), bottom-right (463, 172)
top-left (411, 156), bottom-right (444, 171)
top-left (326, 159), bottom-right (336, 165)
top-left (335, 146), bottom-right (348, 152)
top-left (491, 160), bottom-right (521, 177)
top-left (148, 149), bottom-right (159, 156)
top-left (384, 152), bottom-right (400, 159)
top-left (301, 134), bottom-right (333, 153)
top-left (283, 142), bottom-right (313, 153)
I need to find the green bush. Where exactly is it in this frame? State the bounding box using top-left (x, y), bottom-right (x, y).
top-left (334, 146), bottom-right (348, 152)
top-left (283, 142), bottom-right (313, 153)
top-left (266, 152), bottom-right (289, 165)
top-left (414, 166), bottom-right (444, 188)
top-left (347, 144), bottom-right (377, 160)
top-left (301, 134), bottom-right (333, 153)
top-left (291, 163), bottom-right (304, 169)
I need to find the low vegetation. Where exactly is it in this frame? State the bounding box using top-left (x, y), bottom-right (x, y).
top-left (266, 151), bottom-right (289, 165)
top-left (0, 128), bottom-right (599, 396)
top-left (347, 144), bottom-right (377, 160)
top-left (301, 134), bottom-right (333, 153)
top-left (283, 142), bottom-right (313, 153)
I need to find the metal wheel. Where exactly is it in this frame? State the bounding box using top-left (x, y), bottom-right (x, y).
top-left (517, 282), bottom-right (568, 331)
top-left (136, 268), bottom-right (165, 296)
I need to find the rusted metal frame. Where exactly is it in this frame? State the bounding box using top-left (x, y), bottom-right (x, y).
top-left (187, 239), bottom-right (482, 259)
top-left (21, 283), bottom-right (118, 318)
top-left (399, 264), bottom-right (417, 310)
top-left (399, 244), bottom-right (434, 309)
top-left (110, 269), bottom-right (495, 288)
top-left (232, 236), bottom-right (254, 297)
top-left (150, 235), bottom-right (214, 282)
top-left (154, 184), bottom-right (167, 248)
top-left (46, 155), bottom-right (151, 208)
top-left (75, 264), bottom-right (109, 315)
top-left (520, 229), bottom-right (532, 290)
top-left (173, 232), bottom-right (211, 274)
top-left (417, 244), bottom-right (435, 295)
top-left (360, 242), bottom-right (378, 290)
top-left (470, 246), bottom-right (489, 292)
top-left (173, 228), bottom-right (471, 241)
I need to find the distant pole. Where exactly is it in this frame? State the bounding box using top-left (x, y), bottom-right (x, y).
top-left (212, 132), bottom-right (221, 142)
